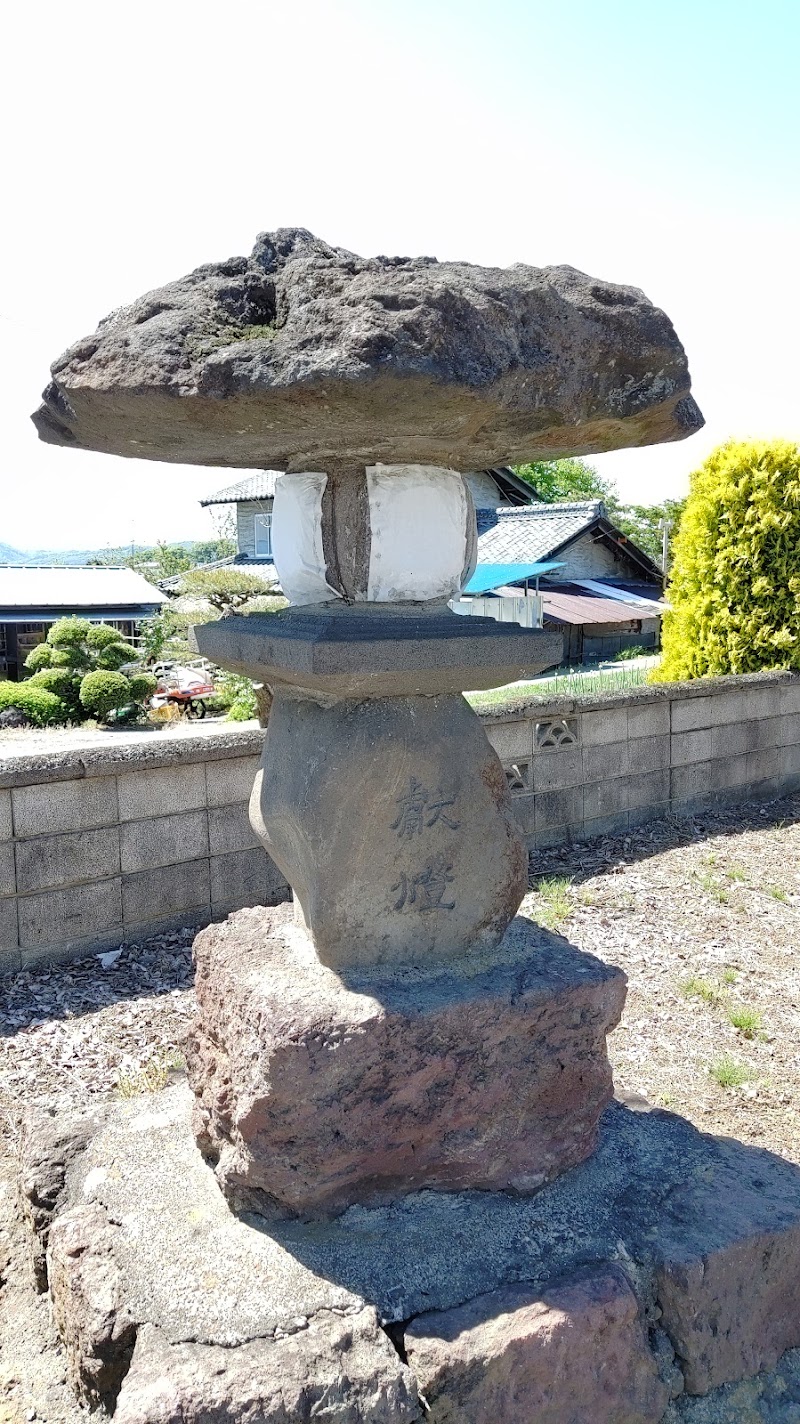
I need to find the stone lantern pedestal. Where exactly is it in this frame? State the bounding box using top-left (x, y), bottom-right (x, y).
top-left (23, 231), bottom-right (800, 1423)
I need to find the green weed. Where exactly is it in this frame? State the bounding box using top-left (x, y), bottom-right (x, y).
top-left (681, 976), bottom-right (719, 1004)
top-left (709, 1056), bottom-right (754, 1089)
top-left (727, 1004), bottom-right (764, 1039)
top-left (533, 876), bottom-right (573, 930)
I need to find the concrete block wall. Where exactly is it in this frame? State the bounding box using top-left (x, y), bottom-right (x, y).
top-left (484, 670), bottom-right (800, 851)
top-left (0, 730), bottom-right (288, 974)
top-left (2, 671), bottom-right (799, 970)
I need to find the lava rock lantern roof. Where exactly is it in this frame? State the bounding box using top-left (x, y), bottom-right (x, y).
top-left (32, 228), bottom-right (703, 471)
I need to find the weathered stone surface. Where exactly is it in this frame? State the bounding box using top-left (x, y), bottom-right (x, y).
top-left (114, 1314), bottom-right (421, 1424)
top-left (33, 227), bottom-right (703, 470)
top-left (24, 1085), bottom-right (800, 1415)
top-left (18, 1105), bottom-right (106, 1289)
top-left (405, 1264), bottom-right (669, 1423)
top-left (248, 695), bottom-right (529, 969)
top-left (186, 903), bottom-right (625, 1216)
top-left (47, 1201), bottom-right (137, 1410)
top-left (193, 604), bottom-right (562, 699)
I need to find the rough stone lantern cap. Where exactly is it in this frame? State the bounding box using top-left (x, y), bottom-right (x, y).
top-left (32, 227), bottom-right (703, 471)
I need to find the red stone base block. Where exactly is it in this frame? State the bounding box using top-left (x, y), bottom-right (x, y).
top-left (406, 1266), bottom-right (670, 1424)
top-left (186, 903), bottom-right (626, 1219)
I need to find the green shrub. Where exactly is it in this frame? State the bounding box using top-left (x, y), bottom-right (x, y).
top-left (654, 439), bottom-right (800, 681)
top-left (23, 642), bottom-right (55, 672)
top-left (614, 645), bottom-right (648, 661)
top-left (48, 617), bottom-right (93, 648)
top-left (0, 682), bottom-right (67, 726)
top-left (128, 672), bottom-right (158, 703)
top-left (28, 667), bottom-right (82, 715)
top-left (79, 670), bottom-right (132, 721)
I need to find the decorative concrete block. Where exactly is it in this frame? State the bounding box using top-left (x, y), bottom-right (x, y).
top-left (187, 904), bottom-right (626, 1218)
top-left (533, 785), bottom-right (582, 831)
top-left (0, 896), bottom-right (20, 972)
top-left (12, 776), bottom-right (118, 838)
top-left (671, 696), bottom-right (713, 732)
top-left (484, 718), bottom-right (534, 763)
top-left (210, 847), bottom-right (287, 912)
top-left (122, 859), bottom-right (210, 927)
top-left (628, 734), bottom-right (670, 774)
top-left (14, 826), bottom-right (120, 894)
top-left (671, 728), bottom-right (712, 766)
top-left (530, 745), bottom-right (582, 792)
top-left (17, 879), bottom-right (122, 951)
top-left (208, 803), bottom-right (260, 855)
top-left (0, 788), bottom-right (12, 841)
top-left (119, 809), bottom-right (209, 874)
top-left (627, 700), bottom-right (670, 739)
top-left (581, 707), bottom-right (628, 745)
top-left (583, 777), bottom-right (627, 821)
top-left (406, 1266), bottom-right (668, 1424)
top-left (627, 769), bottom-right (670, 810)
top-left (117, 763), bottom-right (206, 822)
top-left (583, 741), bottom-right (628, 782)
top-left (0, 842), bottom-right (14, 896)
top-left (205, 755), bottom-right (261, 808)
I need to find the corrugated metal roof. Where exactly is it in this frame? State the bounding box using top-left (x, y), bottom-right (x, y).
top-left (0, 566), bottom-right (166, 611)
top-left (541, 587), bottom-right (651, 626)
top-left (200, 472), bottom-right (280, 506)
top-left (476, 502), bottom-right (604, 563)
top-left (464, 560), bottom-right (566, 595)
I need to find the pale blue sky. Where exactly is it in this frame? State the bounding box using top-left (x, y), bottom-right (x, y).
top-left (1, 0), bottom-right (798, 549)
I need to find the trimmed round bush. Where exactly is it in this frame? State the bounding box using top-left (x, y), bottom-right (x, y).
top-left (0, 682), bottom-right (66, 726)
top-left (97, 641), bottom-right (138, 671)
top-left (47, 617), bottom-right (93, 648)
top-left (86, 624), bottom-right (126, 650)
top-left (24, 642), bottom-right (55, 672)
top-left (655, 438), bottom-right (800, 681)
top-left (128, 671), bottom-right (158, 702)
top-left (28, 667), bottom-right (82, 712)
top-left (79, 670), bottom-right (132, 721)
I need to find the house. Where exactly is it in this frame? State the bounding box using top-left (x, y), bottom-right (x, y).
top-left (198, 466), bottom-right (537, 573)
top-left (199, 469), bottom-right (664, 662)
top-left (0, 566), bottom-right (166, 681)
top-left (472, 500), bottom-right (665, 662)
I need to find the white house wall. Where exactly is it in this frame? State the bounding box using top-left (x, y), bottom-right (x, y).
top-left (554, 529), bottom-right (626, 581)
top-left (236, 501), bottom-right (273, 559)
top-left (464, 471), bottom-right (516, 509)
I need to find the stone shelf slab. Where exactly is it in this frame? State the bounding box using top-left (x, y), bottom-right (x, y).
top-left (193, 606), bottom-right (562, 698)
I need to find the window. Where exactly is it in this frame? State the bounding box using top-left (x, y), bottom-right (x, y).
top-left (255, 513), bottom-right (273, 558)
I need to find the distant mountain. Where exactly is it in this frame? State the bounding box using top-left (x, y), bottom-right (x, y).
top-left (0, 542), bottom-right (197, 567)
top-left (0, 543), bottom-right (26, 563)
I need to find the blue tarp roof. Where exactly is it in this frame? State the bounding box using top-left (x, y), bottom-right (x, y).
top-left (463, 560), bottom-right (565, 595)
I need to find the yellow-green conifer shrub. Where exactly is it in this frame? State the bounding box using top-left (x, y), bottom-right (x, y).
top-left (654, 439), bottom-right (800, 682)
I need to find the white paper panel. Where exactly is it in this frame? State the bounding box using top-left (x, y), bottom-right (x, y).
top-left (271, 472), bottom-right (341, 606)
top-left (366, 465), bottom-right (468, 602)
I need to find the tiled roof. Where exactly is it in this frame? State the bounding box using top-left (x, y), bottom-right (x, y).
top-left (200, 472), bottom-right (280, 506)
top-left (0, 566), bottom-right (166, 611)
top-left (476, 502), bottom-right (604, 563)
